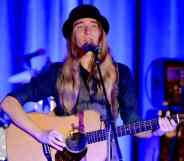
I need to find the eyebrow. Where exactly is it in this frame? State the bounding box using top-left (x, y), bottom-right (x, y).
top-left (73, 19), bottom-right (98, 27)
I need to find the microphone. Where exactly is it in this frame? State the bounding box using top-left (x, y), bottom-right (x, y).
top-left (82, 43), bottom-right (100, 55)
top-left (24, 48), bottom-right (45, 61)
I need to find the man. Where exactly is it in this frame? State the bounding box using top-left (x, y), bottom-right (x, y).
top-left (0, 4), bottom-right (177, 161)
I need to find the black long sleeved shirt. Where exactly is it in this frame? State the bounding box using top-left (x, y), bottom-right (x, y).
top-left (8, 62), bottom-right (139, 124)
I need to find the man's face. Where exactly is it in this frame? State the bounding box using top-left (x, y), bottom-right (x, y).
top-left (73, 18), bottom-right (101, 48)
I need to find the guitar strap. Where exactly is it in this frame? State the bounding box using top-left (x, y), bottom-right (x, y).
top-left (42, 143), bottom-right (52, 161)
top-left (78, 111), bottom-right (85, 132)
top-left (78, 111), bottom-right (87, 161)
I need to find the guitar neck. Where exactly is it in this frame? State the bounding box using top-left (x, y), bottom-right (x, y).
top-left (86, 113), bottom-right (184, 144)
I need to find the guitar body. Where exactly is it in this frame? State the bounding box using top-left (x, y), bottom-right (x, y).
top-left (5, 110), bottom-right (107, 161)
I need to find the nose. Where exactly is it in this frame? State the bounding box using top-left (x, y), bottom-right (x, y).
top-left (84, 26), bottom-right (91, 34)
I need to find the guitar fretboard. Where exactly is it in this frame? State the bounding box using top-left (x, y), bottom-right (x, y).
top-left (86, 114), bottom-right (184, 144)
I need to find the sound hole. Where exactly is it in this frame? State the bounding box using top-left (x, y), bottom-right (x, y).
top-left (66, 132), bottom-right (87, 153)
top-left (55, 132), bottom-right (87, 161)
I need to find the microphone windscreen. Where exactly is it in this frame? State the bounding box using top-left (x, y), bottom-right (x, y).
top-left (82, 43), bottom-right (100, 54)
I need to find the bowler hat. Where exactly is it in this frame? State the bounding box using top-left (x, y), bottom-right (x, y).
top-left (62, 4), bottom-right (109, 39)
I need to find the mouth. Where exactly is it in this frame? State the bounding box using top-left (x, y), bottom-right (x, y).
top-left (83, 38), bottom-right (94, 45)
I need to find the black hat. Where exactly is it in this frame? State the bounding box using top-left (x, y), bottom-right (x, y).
top-left (62, 4), bottom-right (109, 39)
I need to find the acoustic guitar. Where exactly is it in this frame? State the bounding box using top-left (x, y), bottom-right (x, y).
top-left (5, 110), bottom-right (183, 161)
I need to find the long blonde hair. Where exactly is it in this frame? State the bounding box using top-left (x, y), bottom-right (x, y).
top-left (57, 28), bottom-right (118, 116)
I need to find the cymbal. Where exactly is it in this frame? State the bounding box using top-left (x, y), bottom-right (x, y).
top-left (8, 70), bottom-right (32, 83)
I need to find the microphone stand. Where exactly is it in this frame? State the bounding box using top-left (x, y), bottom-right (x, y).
top-left (94, 54), bottom-right (123, 161)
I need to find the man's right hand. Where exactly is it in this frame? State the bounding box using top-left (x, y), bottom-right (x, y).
top-left (38, 129), bottom-right (66, 151)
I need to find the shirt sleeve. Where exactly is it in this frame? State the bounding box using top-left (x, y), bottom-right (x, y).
top-left (7, 63), bottom-right (59, 106)
top-left (117, 63), bottom-right (141, 124)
